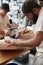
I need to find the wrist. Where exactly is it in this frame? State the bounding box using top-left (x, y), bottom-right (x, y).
top-left (16, 39), bottom-right (25, 47)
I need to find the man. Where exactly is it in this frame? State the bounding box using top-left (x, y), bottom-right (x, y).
top-left (0, 3), bottom-right (11, 35)
top-left (6, 1), bottom-right (43, 65)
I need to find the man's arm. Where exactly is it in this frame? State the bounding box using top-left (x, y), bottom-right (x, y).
top-left (14, 31), bottom-right (43, 47)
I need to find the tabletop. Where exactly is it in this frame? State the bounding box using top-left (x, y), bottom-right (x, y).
top-left (0, 47), bottom-right (31, 65)
top-left (0, 30), bottom-right (32, 65)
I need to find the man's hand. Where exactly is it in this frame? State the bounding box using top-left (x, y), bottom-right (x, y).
top-left (5, 39), bottom-right (23, 47)
top-left (15, 28), bottom-right (26, 38)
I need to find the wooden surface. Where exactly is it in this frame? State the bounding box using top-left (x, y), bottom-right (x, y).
top-left (0, 30), bottom-right (32, 65)
top-left (0, 47), bottom-right (31, 65)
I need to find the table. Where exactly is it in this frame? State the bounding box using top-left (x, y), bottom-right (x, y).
top-left (0, 30), bottom-right (33, 65)
top-left (0, 47), bottom-right (31, 65)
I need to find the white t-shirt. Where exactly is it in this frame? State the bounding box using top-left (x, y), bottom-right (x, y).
top-left (0, 14), bottom-right (9, 30)
top-left (32, 7), bottom-right (43, 53)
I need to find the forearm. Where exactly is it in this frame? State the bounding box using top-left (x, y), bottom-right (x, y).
top-left (16, 38), bottom-right (40, 47)
top-left (16, 32), bottom-right (43, 47)
top-left (16, 38), bottom-right (36, 47)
